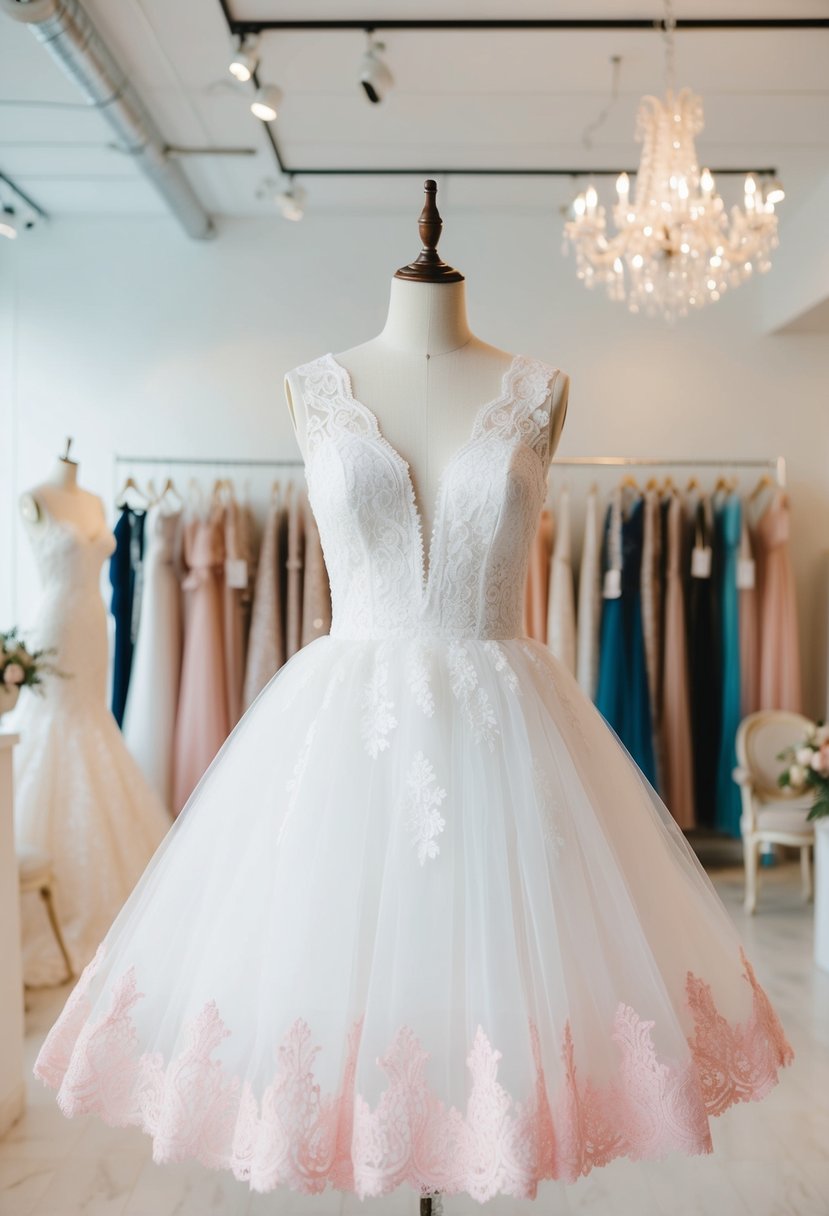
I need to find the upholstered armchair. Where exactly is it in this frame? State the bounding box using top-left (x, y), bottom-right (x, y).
top-left (733, 710), bottom-right (815, 914)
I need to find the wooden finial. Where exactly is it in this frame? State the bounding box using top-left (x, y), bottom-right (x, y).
top-left (394, 179), bottom-right (464, 283)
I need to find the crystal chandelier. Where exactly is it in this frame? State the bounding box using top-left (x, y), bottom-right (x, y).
top-left (563, 3), bottom-right (783, 320)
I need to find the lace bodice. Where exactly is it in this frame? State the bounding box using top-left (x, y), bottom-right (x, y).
top-left (24, 515), bottom-right (115, 701)
top-left (291, 353), bottom-right (562, 640)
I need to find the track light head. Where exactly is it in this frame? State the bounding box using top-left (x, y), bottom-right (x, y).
top-left (359, 33), bottom-right (393, 104)
top-left (0, 206), bottom-right (18, 240)
top-left (250, 84), bottom-right (282, 122)
top-left (276, 183), bottom-right (307, 222)
top-left (765, 176), bottom-right (785, 206)
top-left (229, 36), bottom-right (259, 83)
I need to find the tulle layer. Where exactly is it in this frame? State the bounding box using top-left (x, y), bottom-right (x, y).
top-left (13, 693), bottom-right (169, 986)
top-left (34, 636), bottom-right (793, 1203)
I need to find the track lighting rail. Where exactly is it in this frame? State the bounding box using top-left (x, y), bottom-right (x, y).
top-left (216, 2), bottom-right (800, 187)
top-left (222, 16), bottom-right (829, 34)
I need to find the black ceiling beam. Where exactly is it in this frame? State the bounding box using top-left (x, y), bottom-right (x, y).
top-left (225, 16), bottom-right (829, 34)
top-left (282, 166), bottom-right (777, 178)
top-left (215, 2), bottom-right (787, 182)
top-left (0, 170), bottom-right (49, 219)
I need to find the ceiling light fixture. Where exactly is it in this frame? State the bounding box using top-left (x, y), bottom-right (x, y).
top-left (359, 30), bottom-right (393, 104)
top-left (229, 36), bottom-right (259, 83)
top-left (250, 84), bottom-right (282, 122)
top-left (764, 176), bottom-right (786, 206)
top-left (563, 0), bottom-right (782, 320)
top-left (276, 182), bottom-right (307, 222)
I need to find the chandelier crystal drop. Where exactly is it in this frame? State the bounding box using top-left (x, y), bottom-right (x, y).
top-left (563, 11), bottom-right (781, 320)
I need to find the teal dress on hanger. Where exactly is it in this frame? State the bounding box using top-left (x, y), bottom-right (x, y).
top-left (714, 493), bottom-right (743, 836)
top-left (596, 492), bottom-right (657, 787)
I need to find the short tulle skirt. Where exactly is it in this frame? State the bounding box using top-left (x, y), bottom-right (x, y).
top-left (34, 635), bottom-right (793, 1207)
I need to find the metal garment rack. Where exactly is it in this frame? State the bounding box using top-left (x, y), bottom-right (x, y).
top-left (113, 455), bottom-right (303, 469)
top-left (552, 455), bottom-right (787, 486)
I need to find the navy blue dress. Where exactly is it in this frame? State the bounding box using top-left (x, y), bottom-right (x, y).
top-left (110, 505), bottom-right (146, 727)
top-left (596, 494), bottom-right (657, 787)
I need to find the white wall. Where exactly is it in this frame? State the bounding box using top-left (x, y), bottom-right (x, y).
top-left (2, 210), bottom-right (828, 712)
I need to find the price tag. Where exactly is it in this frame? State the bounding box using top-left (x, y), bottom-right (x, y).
top-left (603, 568), bottom-right (622, 599)
top-left (691, 545), bottom-right (712, 579)
top-left (737, 557), bottom-right (756, 589)
top-left (225, 558), bottom-right (248, 589)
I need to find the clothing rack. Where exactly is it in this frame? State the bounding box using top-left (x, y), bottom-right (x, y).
top-left (113, 455), bottom-right (304, 468)
top-left (552, 455), bottom-right (787, 486)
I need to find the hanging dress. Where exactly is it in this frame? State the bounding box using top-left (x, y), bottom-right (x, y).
top-left (301, 488), bottom-right (332, 648)
top-left (713, 493), bottom-right (743, 837)
top-left (122, 505), bottom-right (183, 811)
top-left (686, 494), bottom-right (721, 829)
top-left (546, 486), bottom-right (576, 673)
top-left (576, 484), bottom-right (601, 699)
top-left (738, 512), bottom-right (760, 716)
top-left (660, 491), bottom-right (696, 830)
top-left (172, 505), bottom-right (229, 813)
top-left (755, 489), bottom-right (802, 712)
top-left (243, 488), bottom-right (285, 709)
top-left (35, 353), bottom-right (792, 1208)
top-left (109, 504), bottom-right (146, 727)
top-left (596, 489), bottom-right (657, 785)
top-left (285, 483), bottom-right (305, 660)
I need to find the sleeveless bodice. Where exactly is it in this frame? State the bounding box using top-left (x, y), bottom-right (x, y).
top-left (26, 517), bottom-right (115, 701)
top-left (293, 353), bottom-right (561, 640)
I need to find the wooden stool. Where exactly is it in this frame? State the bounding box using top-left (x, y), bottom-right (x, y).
top-left (17, 846), bottom-right (74, 983)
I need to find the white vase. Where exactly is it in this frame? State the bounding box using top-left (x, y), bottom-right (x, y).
top-left (816, 819), bottom-right (829, 974)
top-left (0, 685), bottom-right (20, 720)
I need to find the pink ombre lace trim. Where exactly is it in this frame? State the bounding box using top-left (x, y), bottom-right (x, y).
top-left (34, 945), bottom-right (792, 1203)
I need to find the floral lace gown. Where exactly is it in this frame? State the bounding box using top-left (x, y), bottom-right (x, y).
top-left (36, 353), bottom-right (792, 1209)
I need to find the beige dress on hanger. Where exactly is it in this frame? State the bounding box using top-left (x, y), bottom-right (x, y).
top-left (524, 508), bottom-right (554, 643)
top-left (659, 492), bottom-right (695, 830)
top-left (222, 494), bottom-right (251, 729)
top-left (173, 505), bottom-right (229, 813)
top-left (546, 486), bottom-right (576, 673)
top-left (640, 488), bottom-right (663, 776)
top-left (576, 485), bottom-right (601, 699)
top-left (739, 512), bottom-right (760, 716)
top-left (243, 487), bottom-right (285, 709)
top-left (755, 489), bottom-right (802, 712)
top-left (301, 489), bottom-right (332, 648)
top-left (285, 482), bottom-right (305, 660)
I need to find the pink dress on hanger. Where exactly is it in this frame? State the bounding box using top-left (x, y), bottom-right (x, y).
top-left (755, 490), bottom-right (802, 712)
top-left (172, 507), bottom-right (229, 812)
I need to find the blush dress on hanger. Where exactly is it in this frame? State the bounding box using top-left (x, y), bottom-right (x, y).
top-left (35, 353), bottom-right (792, 1210)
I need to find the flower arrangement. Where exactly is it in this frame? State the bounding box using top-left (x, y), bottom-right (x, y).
top-left (779, 722), bottom-right (829, 821)
top-left (0, 627), bottom-right (57, 695)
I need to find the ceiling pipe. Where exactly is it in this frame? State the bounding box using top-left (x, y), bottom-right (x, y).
top-left (1, 0), bottom-right (214, 239)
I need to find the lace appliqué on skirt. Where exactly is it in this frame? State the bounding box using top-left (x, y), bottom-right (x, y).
top-left (35, 946), bottom-right (793, 1204)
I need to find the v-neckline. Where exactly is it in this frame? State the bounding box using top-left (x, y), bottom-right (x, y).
top-left (324, 351), bottom-right (523, 597)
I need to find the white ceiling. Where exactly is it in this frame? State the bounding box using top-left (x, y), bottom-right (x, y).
top-left (0, 0), bottom-right (828, 222)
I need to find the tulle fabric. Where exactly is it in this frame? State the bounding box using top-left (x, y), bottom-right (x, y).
top-left (35, 636), bottom-right (792, 1206)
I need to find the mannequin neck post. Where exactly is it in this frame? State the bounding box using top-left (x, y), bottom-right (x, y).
top-left (380, 278), bottom-right (474, 357)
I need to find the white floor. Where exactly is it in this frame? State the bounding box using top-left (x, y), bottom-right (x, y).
top-left (2, 863), bottom-right (828, 1216)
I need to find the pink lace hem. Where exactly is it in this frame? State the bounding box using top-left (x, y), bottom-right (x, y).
top-left (34, 946), bottom-right (792, 1203)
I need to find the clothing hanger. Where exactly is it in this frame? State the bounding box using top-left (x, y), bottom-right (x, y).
top-left (116, 475), bottom-right (150, 510)
top-left (686, 474), bottom-right (700, 493)
top-left (157, 477), bottom-right (183, 507)
top-left (619, 473), bottom-right (639, 492)
top-left (749, 472), bottom-right (774, 502)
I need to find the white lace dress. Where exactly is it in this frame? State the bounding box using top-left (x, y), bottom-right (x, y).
top-left (35, 354), bottom-right (792, 1210)
top-left (12, 514), bottom-right (170, 986)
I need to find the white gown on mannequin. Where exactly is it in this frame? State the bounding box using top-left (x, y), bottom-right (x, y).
top-left (36, 353), bottom-right (791, 1208)
top-left (13, 513), bottom-right (170, 986)
top-left (123, 505), bottom-right (184, 810)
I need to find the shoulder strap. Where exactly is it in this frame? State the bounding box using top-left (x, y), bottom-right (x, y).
top-left (290, 354), bottom-right (367, 456)
top-left (476, 356), bottom-right (561, 469)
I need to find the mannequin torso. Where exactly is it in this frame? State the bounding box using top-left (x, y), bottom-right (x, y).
top-left (20, 458), bottom-right (107, 540)
top-left (285, 279), bottom-right (569, 543)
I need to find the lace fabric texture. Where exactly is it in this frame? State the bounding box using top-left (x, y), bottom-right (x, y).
top-left (12, 516), bottom-right (170, 986)
top-left (34, 352), bottom-right (792, 1204)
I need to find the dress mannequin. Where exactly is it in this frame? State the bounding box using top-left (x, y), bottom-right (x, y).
top-left (285, 182), bottom-right (569, 548)
top-left (19, 440), bottom-right (106, 539)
